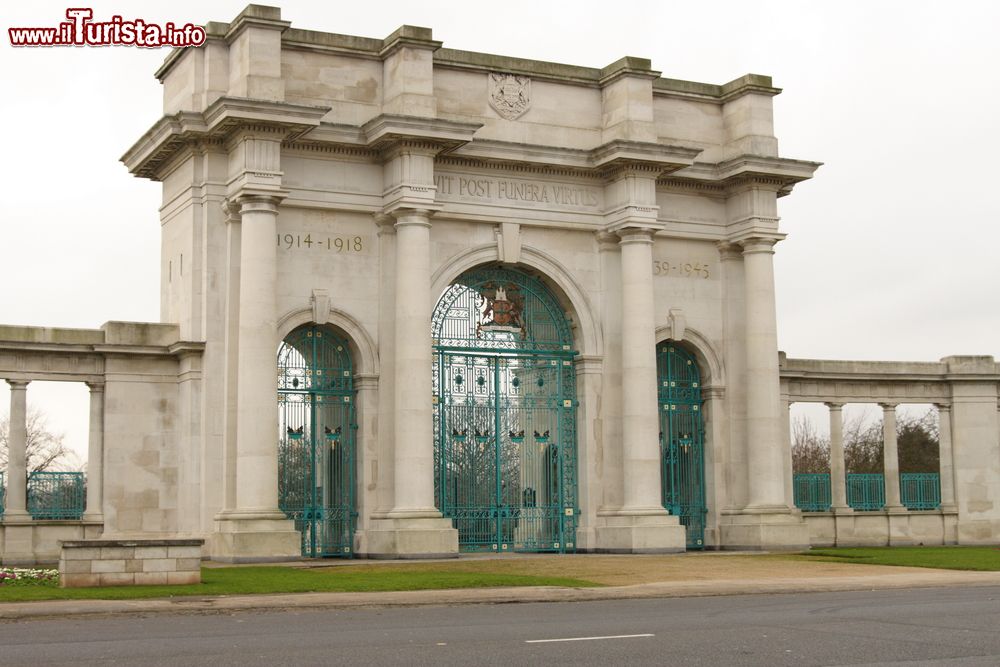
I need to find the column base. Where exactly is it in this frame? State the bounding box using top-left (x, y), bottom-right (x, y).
top-left (209, 512), bottom-right (301, 563)
top-left (363, 517), bottom-right (458, 559)
top-left (592, 508), bottom-right (686, 553)
top-left (719, 507), bottom-right (810, 550)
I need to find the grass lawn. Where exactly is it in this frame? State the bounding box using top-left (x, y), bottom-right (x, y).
top-left (800, 546), bottom-right (1000, 571)
top-left (0, 564), bottom-right (598, 603)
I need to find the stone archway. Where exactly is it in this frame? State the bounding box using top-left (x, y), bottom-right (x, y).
top-left (431, 265), bottom-right (579, 553)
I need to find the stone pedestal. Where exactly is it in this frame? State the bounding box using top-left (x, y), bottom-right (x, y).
top-left (719, 509), bottom-right (811, 551)
top-left (594, 510), bottom-right (686, 553)
top-left (210, 514), bottom-right (300, 563)
top-left (364, 517), bottom-right (458, 559)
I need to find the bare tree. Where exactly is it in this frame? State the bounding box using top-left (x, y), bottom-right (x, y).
top-left (842, 408), bottom-right (940, 474)
top-left (0, 405), bottom-right (77, 474)
top-left (791, 414), bottom-right (830, 473)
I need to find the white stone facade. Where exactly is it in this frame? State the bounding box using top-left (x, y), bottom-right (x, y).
top-left (2, 5), bottom-right (998, 563)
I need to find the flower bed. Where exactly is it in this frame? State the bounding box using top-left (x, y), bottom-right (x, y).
top-left (0, 567), bottom-right (59, 587)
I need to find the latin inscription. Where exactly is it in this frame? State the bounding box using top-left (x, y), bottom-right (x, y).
top-left (654, 260), bottom-right (710, 279)
top-left (435, 174), bottom-right (600, 208)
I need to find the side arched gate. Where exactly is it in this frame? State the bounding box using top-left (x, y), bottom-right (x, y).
top-left (657, 342), bottom-right (707, 549)
top-left (277, 325), bottom-right (357, 557)
top-left (432, 267), bottom-right (579, 553)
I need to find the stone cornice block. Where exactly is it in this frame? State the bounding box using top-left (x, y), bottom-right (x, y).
top-left (379, 25), bottom-right (441, 58)
top-left (599, 56), bottom-right (661, 85)
top-left (720, 74), bottom-right (782, 102)
top-left (591, 139), bottom-right (701, 174)
top-left (224, 4), bottom-right (290, 43)
top-left (362, 114), bottom-right (482, 153)
top-left (716, 154), bottom-right (822, 188)
top-left (122, 98), bottom-right (330, 180)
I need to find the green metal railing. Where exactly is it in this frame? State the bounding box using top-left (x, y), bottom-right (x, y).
top-left (27, 471), bottom-right (85, 520)
top-left (900, 473), bottom-right (941, 510)
top-left (846, 473), bottom-right (885, 511)
top-left (0, 471), bottom-right (5, 517)
top-left (794, 472), bottom-right (942, 512)
top-left (793, 473), bottom-right (832, 512)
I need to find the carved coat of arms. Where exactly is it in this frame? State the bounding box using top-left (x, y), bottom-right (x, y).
top-left (488, 73), bottom-right (531, 120)
top-left (479, 283), bottom-right (525, 335)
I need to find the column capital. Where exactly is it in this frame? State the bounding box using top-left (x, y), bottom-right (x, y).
top-left (934, 402), bottom-right (952, 412)
top-left (237, 192), bottom-right (287, 215)
top-left (595, 230), bottom-right (620, 251)
top-left (615, 226), bottom-right (656, 245)
top-left (824, 401), bottom-right (844, 410)
top-left (85, 381), bottom-right (106, 393)
top-left (221, 198), bottom-right (242, 223)
top-left (716, 240), bottom-right (743, 262)
top-left (878, 402), bottom-right (898, 411)
top-left (739, 235), bottom-right (780, 255)
top-left (390, 207), bottom-right (434, 229)
top-left (374, 213), bottom-right (397, 236)
top-left (5, 379), bottom-right (29, 390)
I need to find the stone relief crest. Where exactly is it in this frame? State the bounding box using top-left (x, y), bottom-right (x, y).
top-left (488, 73), bottom-right (531, 120)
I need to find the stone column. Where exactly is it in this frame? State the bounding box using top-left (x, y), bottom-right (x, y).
top-left (83, 382), bottom-right (105, 522)
top-left (212, 193), bottom-right (299, 561)
top-left (390, 210), bottom-right (438, 516)
top-left (234, 194), bottom-right (284, 515)
top-left (881, 403), bottom-right (903, 509)
top-left (741, 238), bottom-right (787, 509)
top-left (4, 380), bottom-right (30, 520)
top-left (935, 403), bottom-right (957, 509)
top-left (618, 228), bottom-right (665, 513)
top-left (366, 208), bottom-right (457, 558)
top-left (594, 228), bottom-right (684, 553)
top-left (826, 402), bottom-right (849, 511)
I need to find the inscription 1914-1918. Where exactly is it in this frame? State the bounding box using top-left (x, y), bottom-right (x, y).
top-left (435, 174), bottom-right (600, 208)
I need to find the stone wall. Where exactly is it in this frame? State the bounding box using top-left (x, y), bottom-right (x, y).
top-left (59, 539), bottom-right (204, 588)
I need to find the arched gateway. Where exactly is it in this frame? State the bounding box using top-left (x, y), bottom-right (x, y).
top-left (277, 325), bottom-right (357, 557)
top-left (657, 343), bottom-right (707, 549)
top-left (432, 267), bottom-right (578, 552)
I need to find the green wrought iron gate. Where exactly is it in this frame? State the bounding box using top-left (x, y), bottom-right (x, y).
top-left (277, 325), bottom-right (357, 558)
top-left (432, 268), bottom-right (578, 553)
top-left (657, 343), bottom-right (707, 549)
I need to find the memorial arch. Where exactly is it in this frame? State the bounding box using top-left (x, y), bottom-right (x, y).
top-left (6, 6), bottom-right (999, 568)
top-left (431, 266), bottom-right (578, 552)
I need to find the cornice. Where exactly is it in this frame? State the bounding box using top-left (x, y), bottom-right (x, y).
top-left (591, 139), bottom-right (701, 176)
top-left (361, 114), bottom-right (482, 155)
top-left (122, 97), bottom-right (331, 180)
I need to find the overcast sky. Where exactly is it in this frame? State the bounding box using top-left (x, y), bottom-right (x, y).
top-left (2, 0), bottom-right (998, 458)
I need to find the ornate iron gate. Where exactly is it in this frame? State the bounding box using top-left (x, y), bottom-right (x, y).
top-left (432, 268), bottom-right (578, 553)
top-left (277, 325), bottom-right (356, 558)
top-left (657, 343), bottom-right (707, 549)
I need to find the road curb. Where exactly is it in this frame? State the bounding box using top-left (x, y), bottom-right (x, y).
top-left (3, 570), bottom-right (1000, 621)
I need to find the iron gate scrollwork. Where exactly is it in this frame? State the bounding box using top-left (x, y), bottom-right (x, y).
top-left (432, 267), bottom-right (578, 553)
top-left (657, 343), bottom-right (707, 549)
top-left (277, 325), bottom-right (357, 558)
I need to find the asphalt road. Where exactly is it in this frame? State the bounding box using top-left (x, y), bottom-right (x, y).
top-left (1, 586), bottom-right (999, 666)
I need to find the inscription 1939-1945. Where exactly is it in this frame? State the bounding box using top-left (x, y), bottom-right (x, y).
top-left (435, 174), bottom-right (600, 208)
